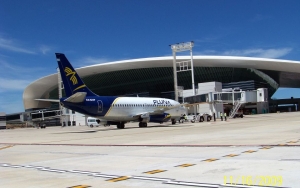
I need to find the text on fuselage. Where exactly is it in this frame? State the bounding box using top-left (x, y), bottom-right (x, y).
top-left (86, 98), bottom-right (95, 101)
top-left (153, 100), bottom-right (171, 105)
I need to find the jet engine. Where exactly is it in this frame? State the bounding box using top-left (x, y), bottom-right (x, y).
top-left (149, 113), bottom-right (171, 123)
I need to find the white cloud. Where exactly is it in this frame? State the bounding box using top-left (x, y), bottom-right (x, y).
top-left (0, 59), bottom-right (45, 75)
top-left (0, 77), bottom-right (31, 92)
top-left (39, 45), bottom-right (52, 55)
top-left (74, 57), bottom-right (110, 67)
top-left (0, 36), bottom-right (36, 54)
top-left (221, 48), bottom-right (292, 58)
top-left (250, 14), bottom-right (271, 22)
top-left (0, 94), bottom-right (25, 113)
top-left (195, 48), bottom-right (293, 59)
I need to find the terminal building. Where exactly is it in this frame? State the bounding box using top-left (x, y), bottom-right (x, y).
top-left (13, 55), bottom-right (300, 126)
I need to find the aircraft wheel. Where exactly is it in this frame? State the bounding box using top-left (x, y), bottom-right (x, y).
top-left (120, 122), bottom-right (125, 129)
top-left (171, 119), bottom-right (176, 125)
top-left (139, 122), bottom-right (147, 127)
top-left (207, 116), bottom-right (211, 122)
top-left (117, 123), bottom-right (124, 129)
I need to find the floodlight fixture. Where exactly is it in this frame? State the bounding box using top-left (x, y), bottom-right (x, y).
top-left (170, 41), bottom-right (194, 52)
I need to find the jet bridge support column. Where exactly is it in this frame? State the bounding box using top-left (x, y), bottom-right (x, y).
top-left (57, 68), bottom-right (63, 126)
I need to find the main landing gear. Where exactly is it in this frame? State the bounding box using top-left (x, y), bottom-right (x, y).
top-left (171, 119), bottom-right (176, 125)
top-left (139, 122), bottom-right (147, 128)
top-left (117, 122), bottom-right (125, 129)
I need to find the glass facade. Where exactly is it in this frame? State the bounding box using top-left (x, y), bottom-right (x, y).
top-left (49, 67), bottom-right (278, 100)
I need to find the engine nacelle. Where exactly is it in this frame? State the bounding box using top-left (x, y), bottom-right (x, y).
top-left (96, 119), bottom-right (114, 126)
top-left (139, 113), bottom-right (150, 123)
top-left (149, 113), bottom-right (171, 123)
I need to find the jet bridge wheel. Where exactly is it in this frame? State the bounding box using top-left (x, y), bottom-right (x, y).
top-left (139, 122), bottom-right (147, 128)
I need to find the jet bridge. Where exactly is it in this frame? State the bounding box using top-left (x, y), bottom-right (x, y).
top-left (184, 88), bottom-right (269, 118)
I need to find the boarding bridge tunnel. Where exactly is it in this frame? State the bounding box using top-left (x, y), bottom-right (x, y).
top-left (183, 88), bottom-right (269, 118)
top-left (184, 88), bottom-right (268, 104)
top-left (30, 109), bottom-right (62, 122)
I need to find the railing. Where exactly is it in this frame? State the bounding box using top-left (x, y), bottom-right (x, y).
top-left (229, 99), bottom-right (242, 118)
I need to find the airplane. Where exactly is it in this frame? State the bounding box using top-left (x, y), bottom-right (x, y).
top-left (55, 53), bottom-right (186, 129)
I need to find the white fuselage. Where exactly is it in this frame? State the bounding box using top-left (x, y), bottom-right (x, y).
top-left (102, 97), bottom-right (185, 121)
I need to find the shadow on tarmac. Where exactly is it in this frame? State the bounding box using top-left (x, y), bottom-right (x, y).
top-left (53, 124), bottom-right (193, 134)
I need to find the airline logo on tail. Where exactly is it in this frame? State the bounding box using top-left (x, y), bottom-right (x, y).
top-left (65, 67), bottom-right (78, 85)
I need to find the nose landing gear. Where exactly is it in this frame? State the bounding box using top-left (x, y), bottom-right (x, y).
top-left (139, 122), bottom-right (147, 127)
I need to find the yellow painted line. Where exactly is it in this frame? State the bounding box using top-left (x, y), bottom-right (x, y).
top-left (260, 146), bottom-right (273, 149)
top-left (0, 145), bottom-right (14, 151)
top-left (104, 97), bottom-right (121, 116)
top-left (176, 164), bottom-right (195, 167)
top-left (202, 158), bottom-right (219, 162)
top-left (73, 84), bottom-right (86, 92)
top-left (242, 150), bottom-right (257, 153)
top-left (107, 176), bottom-right (130, 182)
top-left (144, 169), bottom-right (166, 174)
top-left (223, 154), bottom-right (239, 157)
top-left (278, 144), bottom-right (288, 146)
top-left (67, 185), bottom-right (91, 188)
top-left (287, 141), bottom-right (298, 143)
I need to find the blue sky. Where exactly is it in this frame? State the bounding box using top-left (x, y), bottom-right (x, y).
top-left (0, 0), bottom-right (300, 113)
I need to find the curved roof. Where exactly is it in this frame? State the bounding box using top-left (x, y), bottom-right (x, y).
top-left (23, 55), bottom-right (300, 110)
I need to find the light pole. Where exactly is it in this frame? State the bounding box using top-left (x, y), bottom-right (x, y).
top-left (170, 41), bottom-right (195, 102)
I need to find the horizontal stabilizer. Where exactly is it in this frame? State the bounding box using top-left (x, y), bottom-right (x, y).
top-left (35, 99), bottom-right (60, 103)
top-left (64, 92), bottom-right (87, 103)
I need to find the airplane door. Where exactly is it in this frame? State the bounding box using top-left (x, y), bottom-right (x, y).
top-left (97, 100), bottom-right (103, 113)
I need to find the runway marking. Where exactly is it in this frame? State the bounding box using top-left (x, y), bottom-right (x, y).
top-left (260, 146), bottom-right (273, 149)
top-left (144, 169), bottom-right (166, 174)
top-left (67, 185), bottom-right (91, 188)
top-left (175, 163), bottom-right (195, 167)
top-left (278, 144), bottom-right (288, 146)
top-left (242, 150), bottom-right (257, 153)
top-left (223, 154), bottom-right (239, 157)
top-left (107, 176), bottom-right (130, 182)
top-left (287, 141), bottom-right (298, 143)
top-left (202, 158), bottom-right (219, 162)
top-left (0, 145), bottom-right (14, 150)
top-left (1, 163), bottom-right (291, 188)
top-left (1, 143), bottom-right (300, 147)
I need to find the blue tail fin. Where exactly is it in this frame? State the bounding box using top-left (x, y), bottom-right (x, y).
top-left (56, 53), bottom-right (97, 97)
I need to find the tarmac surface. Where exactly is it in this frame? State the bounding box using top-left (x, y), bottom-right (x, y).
top-left (1, 112), bottom-right (300, 188)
